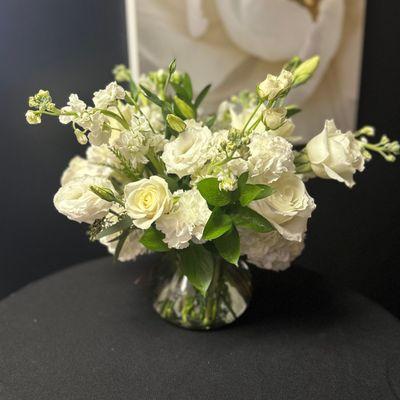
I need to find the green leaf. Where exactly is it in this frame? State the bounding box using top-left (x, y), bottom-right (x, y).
top-left (197, 178), bottom-right (232, 207)
top-left (202, 208), bottom-right (232, 241)
top-left (284, 56), bottom-right (302, 72)
top-left (237, 172), bottom-right (249, 192)
top-left (214, 226), bottom-right (240, 266)
top-left (239, 184), bottom-right (273, 206)
top-left (139, 226), bottom-right (169, 252)
top-left (204, 114), bottom-right (216, 128)
top-left (100, 110), bottom-right (129, 130)
top-left (194, 84), bottom-right (211, 109)
top-left (173, 96), bottom-right (195, 119)
top-left (230, 205), bottom-right (275, 233)
top-left (179, 244), bottom-right (214, 295)
top-left (285, 105), bottom-right (301, 118)
top-left (139, 85), bottom-right (164, 108)
top-left (181, 73), bottom-right (193, 100)
top-left (95, 215), bottom-right (132, 240)
top-left (166, 114), bottom-right (186, 133)
top-left (114, 229), bottom-right (130, 261)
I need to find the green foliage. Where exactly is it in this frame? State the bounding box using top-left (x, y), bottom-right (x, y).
top-left (139, 226), bottom-right (169, 252)
top-left (194, 84), bottom-right (211, 109)
top-left (95, 215), bottom-right (132, 240)
top-left (239, 184), bottom-right (273, 206)
top-left (197, 178), bottom-right (232, 207)
top-left (202, 208), bottom-right (232, 241)
top-left (230, 205), bottom-right (274, 233)
top-left (214, 226), bottom-right (240, 266)
top-left (179, 244), bottom-right (215, 295)
top-left (139, 85), bottom-right (164, 108)
top-left (285, 105), bottom-right (301, 118)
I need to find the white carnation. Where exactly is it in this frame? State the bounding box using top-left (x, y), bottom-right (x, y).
top-left (248, 131), bottom-right (295, 183)
top-left (92, 82), bottom-right (125, 109)
top-left (250, 173), bottom-right (315, 242)
top-left (60, 156), bottom-right (112, 186)
top-left (53, 176), bottom-right (113, 224)
top-left (156, 189), bottom-right (211, 249)
top-left (161, 120), bottom-right (213, 178)
top-left (240, 230), bottom-right (304, 271)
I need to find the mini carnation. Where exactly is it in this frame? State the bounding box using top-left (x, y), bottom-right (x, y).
top-left (240, 230), bottom-right (304, 271)
top-left (156, 189), bottom-right (211, 249)
top-left (248, 131), bottom-right (295, 183)
top-left (92, 82), bottom-right (126, 109)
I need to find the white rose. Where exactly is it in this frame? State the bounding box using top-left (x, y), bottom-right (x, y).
top-left (124, 176), bottom-right (172, 229)
top-left (306, 120), bottom-right (365, 188)
top-left (92, 82), bottom-right (125, 109)
top-left (60, 155), bottom-right (112, 186)
top-left (250, 173), bottom-right (315, 241)
top-left (161, 120), bottom-right (213, 178)
top-left (100, 228), bottom-right (147, 262)
top-left (156, 188), bottom-right (211, 249)
top-left (248, 131), bottom-right (295, 183)
top-left (257, 70), bottom-right (293, 100)
top-left (53, 176), bottom-right (113, 224)
top-left (240, 230), bottom-right (304, 271)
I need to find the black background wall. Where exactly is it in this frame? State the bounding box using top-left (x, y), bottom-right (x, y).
top-left (0, 1), bottom-right (399, 315)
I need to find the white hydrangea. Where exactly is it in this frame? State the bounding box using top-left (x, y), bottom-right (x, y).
top-left (161, 120), bottom-right (213, 178)
top-left (100, 225), bottom-right (146, 262)
top-left (240, 230), bottom-right (304, 271)
top-left (60, 155), bottom-right (112, 186)
top-left (92, 82), bottom-right (126, 109)
top-left (156, 189), bottom-right (211, 249)
top-left (250, 173), bottom-right (315, 242)
top-left (248, 131), bottom-right (295, 183)
top-left (53, 176), bottom-right (113, 224)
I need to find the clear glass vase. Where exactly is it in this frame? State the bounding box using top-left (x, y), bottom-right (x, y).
top-left (153, 254), bottom-right (252, 330)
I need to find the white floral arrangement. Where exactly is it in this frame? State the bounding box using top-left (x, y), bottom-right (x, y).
top-left (26, 56), bottom-right (399, 295)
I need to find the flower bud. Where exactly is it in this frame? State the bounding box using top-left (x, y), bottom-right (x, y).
top-left (112, 64), bottom-right (131, 82)
top-left (263, 107), bottom-right (287, 130)
top-left (293, 56), bottom-right (320, 87)
top-left (166, 114), bottom-right (186, 133)
top-left (25, 110), bottom-right (41, 125)
top-left (358, 125), bottom-right (375, 137)
top-left (74, 129), bottom-right (88, 145)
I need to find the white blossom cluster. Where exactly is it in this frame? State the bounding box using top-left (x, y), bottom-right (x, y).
top-left (26, 58), bottom-right (398, 270)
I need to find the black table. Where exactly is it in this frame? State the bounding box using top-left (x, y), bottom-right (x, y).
top-left (1, 256), bottom-right (400, 400)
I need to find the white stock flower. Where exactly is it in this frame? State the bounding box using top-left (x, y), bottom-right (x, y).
top-left (217, 158), bottom-right (249, 191)
top-left (257, 70), bottom-right (293, 100)
top-left (53, 176), bottom-right (113, 224)
top-left (60, 155), bottom-right (112, 186)
top-left (161, 120), bottom-right (213, 178)
top-left (250, 173), bottom-right (315, 242)
top-left (124, 176), bottom-right (172, 229)
top-left (25, 110), bottom-right (41, 124)
top-left (156, 189), bottom-right (211, 249)
top-left (59, 94), bottom-right (87, 125)
top-left (240, 230), bottom-right (304, 271)
top-left (86, 145), bottom-right (118, 167)
top-left (248, 131), bottom-right (295, 183)
top-left (87, 112), bottom-right (111, 146)
top-left (92, 82), bottom-right (126, 109)
top-left (100, 221), bottom-right (146, 262)
top-left (114, 129), bottom-right (149, 168)
top-left (306, 120), bottom-right (365, 188)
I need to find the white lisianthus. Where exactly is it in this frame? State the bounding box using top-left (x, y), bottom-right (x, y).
top-left (306, 120), bottom-right (365, 188)
top-left (240, 230), bottom-right (304, 271)
top-left (257, 70), bottom-right (293, 100)
top-left (161, 120), bottom-right (213, 178)
top-left (156, 188), bottom-right (211, 249)
top-left (60, 156), bottom-right (112, 186)
top-left (92, 82), bottom-right (126, 109)
top-left (124, 176), bottom-right (172, 229)
top-left (59, 94), bottom-right (87, 125)
top-left (248, 131), bottom-right (295, 183)
top-left (250, 173), bottom-right (315, 242)
top-left (263, 107), bottom-right (287, 130)
top-left (53, 176), bottom-right (113, 224)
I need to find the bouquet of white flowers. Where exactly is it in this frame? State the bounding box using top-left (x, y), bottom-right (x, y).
top-left (26, 56), bottom-right (399, 329)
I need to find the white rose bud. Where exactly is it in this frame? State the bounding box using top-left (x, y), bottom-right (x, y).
top-left (53, 176), bottom-right (113, 224)
top-left (263, 107), bottom-right (287, 130)
top-left (124, 176), bottom-right (172, 229)
top-left (257, 70), bottom-right (293, 101)
top-left (306, 120), bottom-right (365, 188)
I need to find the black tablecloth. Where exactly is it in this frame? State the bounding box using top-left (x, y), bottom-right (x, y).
top-left (1, 256), bottom-right (399, 400)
